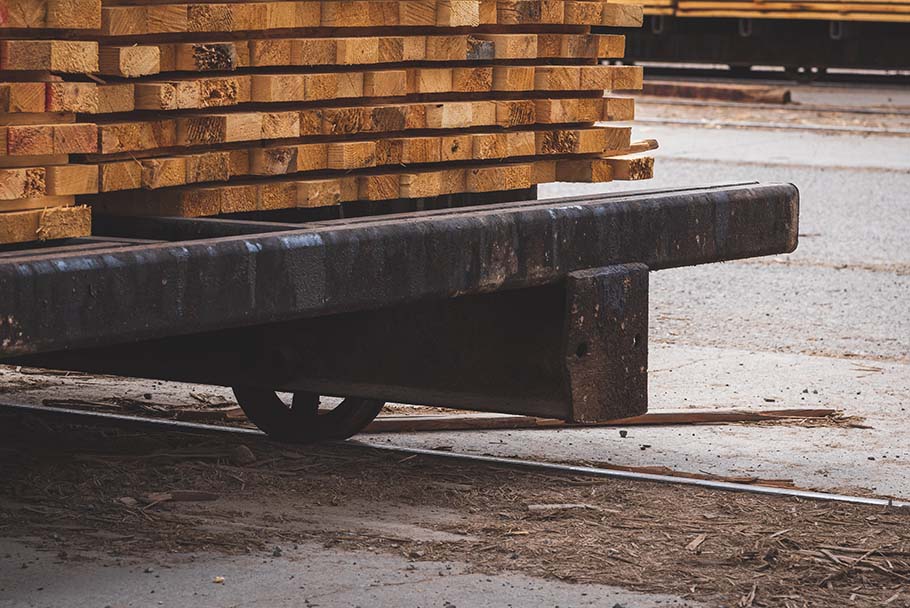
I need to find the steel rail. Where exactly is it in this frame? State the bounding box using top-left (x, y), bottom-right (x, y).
top-left (4, 401), bottom-right (907, 510)
top-left (353, 442), bottom-right (910, 509)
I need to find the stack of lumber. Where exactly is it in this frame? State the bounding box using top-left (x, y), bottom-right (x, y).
top-left (611, 0), bottom-right (674, 16)
top-left (674, 0), bottom-right (910, 21)
top-left (0, 0), bottom-right (654, 244)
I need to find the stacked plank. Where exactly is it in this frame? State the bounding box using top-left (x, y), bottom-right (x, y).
top-left (0, 0), bottom-right (653, 243)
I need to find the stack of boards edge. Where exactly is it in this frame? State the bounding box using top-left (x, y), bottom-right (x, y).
top-left (0, 0), bottom-right (655, 244)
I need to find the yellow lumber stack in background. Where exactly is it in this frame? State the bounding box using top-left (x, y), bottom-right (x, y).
top-left (610, 0), bottom-right (910, 22)
top-left (610, 0), bottom-right (672, 15)
top-left (674, 0), bottom-right (910, 22)
top-left (0, 0), bottom-right (653, 243)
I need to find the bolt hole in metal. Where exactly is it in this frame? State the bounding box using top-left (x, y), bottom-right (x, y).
top-left (633, 334), bottom-right (641, 347)
top-left (575, 342), bottom-right (589, 358)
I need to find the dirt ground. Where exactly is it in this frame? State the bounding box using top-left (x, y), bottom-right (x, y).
top-left (2, 415), bottom-right (908, 608)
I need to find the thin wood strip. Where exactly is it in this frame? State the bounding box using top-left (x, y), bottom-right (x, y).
top-left (675, 7), bottom-right (910, 19)
top-left (362, 408), bottom-right (842, 433)
top-left (678, 0), bottom-right (910, 11)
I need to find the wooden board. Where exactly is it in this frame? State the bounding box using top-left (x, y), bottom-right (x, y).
top-left (0, 206), bottom-right (91, 244)
top-left (675, 7), bottom-right (910, 20)
top-left (0, 0), bottom-right (101, 29)
top-left (362, 408), bottom-right (842, 433)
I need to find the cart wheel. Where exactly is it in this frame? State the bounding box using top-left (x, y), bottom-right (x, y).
top-left (232, 387), bottom-right (384, 443)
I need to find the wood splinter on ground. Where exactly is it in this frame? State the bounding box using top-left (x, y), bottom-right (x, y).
top-left (362, 408), bottom-right (849, 433)
top-left (5, 417), bottom-right (908, 608)
top-left (642, 80), bottom-right (793, 104)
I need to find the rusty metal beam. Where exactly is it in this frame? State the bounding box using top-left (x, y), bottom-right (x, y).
top-left (0, 183), bottom-right (797, 358)
top-left (20, 265), bottom-right (648, 421)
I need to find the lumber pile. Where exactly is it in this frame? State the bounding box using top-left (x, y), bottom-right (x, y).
top-left (0, 0), bottom-right (654, 244)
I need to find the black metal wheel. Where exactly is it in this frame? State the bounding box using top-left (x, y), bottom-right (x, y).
top-left (232, 388), bottom-right (384, 443)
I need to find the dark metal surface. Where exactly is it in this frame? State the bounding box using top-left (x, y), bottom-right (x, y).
top-left (614, 18), bottom-right (910, 71)
top-left (92, 215), bottom-right (302, 241)
top-left (12, 183), bottom-right (796, 424)
top-left (232, 389), bottom-right (386, 443)
top-left (564, 264), bottom-right (649, 422)
top-left (91, 188), bottom-right (538, 241)
top-left (0, 237), bottom-right (157, 259)
top-left (22, 264), bottom-right (647, 420)
top-left (0, 183), bottom-right (798, 359)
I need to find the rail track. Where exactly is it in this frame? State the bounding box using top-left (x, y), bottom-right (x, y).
top-left (4, 400), bottom-right (908, 510)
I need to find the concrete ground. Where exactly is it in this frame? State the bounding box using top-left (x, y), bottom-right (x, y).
top-left (2, 80), bottom-right (909, 607)
top-left (0, 539), bottom-right (702, 608)
top-left (374, 84), bottom-right (910, 499)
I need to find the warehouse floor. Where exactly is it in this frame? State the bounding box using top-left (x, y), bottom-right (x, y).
top-left (2, 80), bottom-right (909, 607)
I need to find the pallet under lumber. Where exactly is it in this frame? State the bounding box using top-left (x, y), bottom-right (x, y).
top-left (0, 0), bottom-right (656, 243)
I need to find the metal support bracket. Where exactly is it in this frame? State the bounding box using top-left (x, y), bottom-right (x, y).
top-left (564, 264), bottom-right (649, 422)
top-left (7, 183), bottom-right (796, 425)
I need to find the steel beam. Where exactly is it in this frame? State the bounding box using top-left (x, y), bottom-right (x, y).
top-left (21, 264), bottom-right (649, 421)
top-left (0, 183), bottom-right (797, 358)
top-left (564, 264), bottom-right (649, 422)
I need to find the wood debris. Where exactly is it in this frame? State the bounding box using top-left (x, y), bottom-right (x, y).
top-left (643, 80), bottom-right (792, 104)
top-left (685, 533), bottom-right (707, 551)
top-left (3, 416), bottom-right (908, 608)
top-left (362, 408), bottom-right (851, 433)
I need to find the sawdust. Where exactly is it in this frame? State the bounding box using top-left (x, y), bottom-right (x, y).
top-left (1, 416), bottom-right (907, 608)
